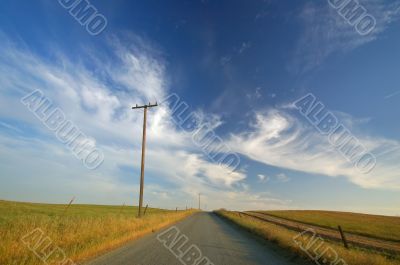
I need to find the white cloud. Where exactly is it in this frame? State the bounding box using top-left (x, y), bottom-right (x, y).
top-left (228, 108), bottom-right (400, 190)
top-left (276, 173), bottom-right (290, 183)
top-left (257, 174), bottom-right (270, 183)
top-left (3, 28), bottom-right (397, 214)
top-left (0, 32), bottom-right (289, 210)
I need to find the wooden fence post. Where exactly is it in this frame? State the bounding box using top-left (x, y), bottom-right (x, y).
top-left (143, 204), bottom-right (148, 216)
top-left (61, 196), bottom-right (75, 218)
top-left (338, 225), bottom-right (349, 249)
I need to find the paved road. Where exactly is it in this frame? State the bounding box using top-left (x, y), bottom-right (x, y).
top-left (86, 212), bottom-right (308, 265)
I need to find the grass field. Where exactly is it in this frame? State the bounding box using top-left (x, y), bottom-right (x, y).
top-left (261, 210), bottom-right (400, 242)
top-left (0, 200), bottom-right (195, 265)
top-left (216, 211), bottom-right (400, 265)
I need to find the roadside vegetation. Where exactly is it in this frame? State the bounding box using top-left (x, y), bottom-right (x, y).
top-left (215, 210), bottom-right (400, 265)
top-left (262, 210), bottom-right (400, 242)
top-left (0, 200), bottom-right (196, 265)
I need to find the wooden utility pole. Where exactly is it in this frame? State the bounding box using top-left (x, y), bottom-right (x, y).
top-left (198, 193), bottom-right (201, 210)
top-left (132, 102), bottom-right (158, 218)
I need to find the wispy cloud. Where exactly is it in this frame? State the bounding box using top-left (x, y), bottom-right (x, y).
top-left (228, 108), bottom-right (400, 190)
top-left (257, 174), bottom-right (269, 183)
top-left (289, 1), bottom-right (400, 74)
top-left (0, 32), bottom-right (290, 210)
top-left (2, 26), bottom-right (398, 213)
top-left (220, 41), bottom-right (252, 66)
top-left (276, 173), bottom-right (290, 183)
top-left (0, 121), bottom-right (22, 133)
top-left (384, 90), bottom-right (400, 99)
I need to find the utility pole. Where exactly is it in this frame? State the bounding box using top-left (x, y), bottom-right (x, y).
top-left (132, 102), bottom-right (158, 218)
top-left (198, 193), bottom-right (201, 210)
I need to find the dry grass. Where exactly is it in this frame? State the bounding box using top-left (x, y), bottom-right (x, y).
top-left (244, 211), bottom-right (400, 254)
top-left (216, 211), bottom-right (400, 265)
top-left (262, 210), bottom-right (400, 242)
top-left (0, 200), bottom-right (196, 265)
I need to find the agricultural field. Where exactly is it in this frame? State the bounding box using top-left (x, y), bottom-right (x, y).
top-left (216, 210), bottom-right (400, 265)
top-left (262, 210), bottom-right (400, 242)
top-left (0, 200), bottom-right (195, 265)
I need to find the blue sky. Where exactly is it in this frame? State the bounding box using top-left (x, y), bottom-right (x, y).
top-left (0, 0), bottom-right (400, 215)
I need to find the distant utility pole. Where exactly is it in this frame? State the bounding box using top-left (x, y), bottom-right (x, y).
top-left (198, 193), bottom-right (201, 210)
top-left (132, 102), bottom-right (158, 218)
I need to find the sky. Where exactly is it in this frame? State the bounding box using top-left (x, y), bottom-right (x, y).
top-left (0, 0), bottom-right (399, 215)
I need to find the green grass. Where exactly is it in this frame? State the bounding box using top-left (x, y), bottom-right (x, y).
top-left (260, 210), bottom-right (400, 242)
top-left (216, 210), bottom-right (400, 265)
top-left (0, 200), bottom-right (169, 221)
top-left (0, 200), bottom-right (195, 265)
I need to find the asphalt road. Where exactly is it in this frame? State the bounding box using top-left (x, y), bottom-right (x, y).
top-left (86, 212), bottom-right (308, 265)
